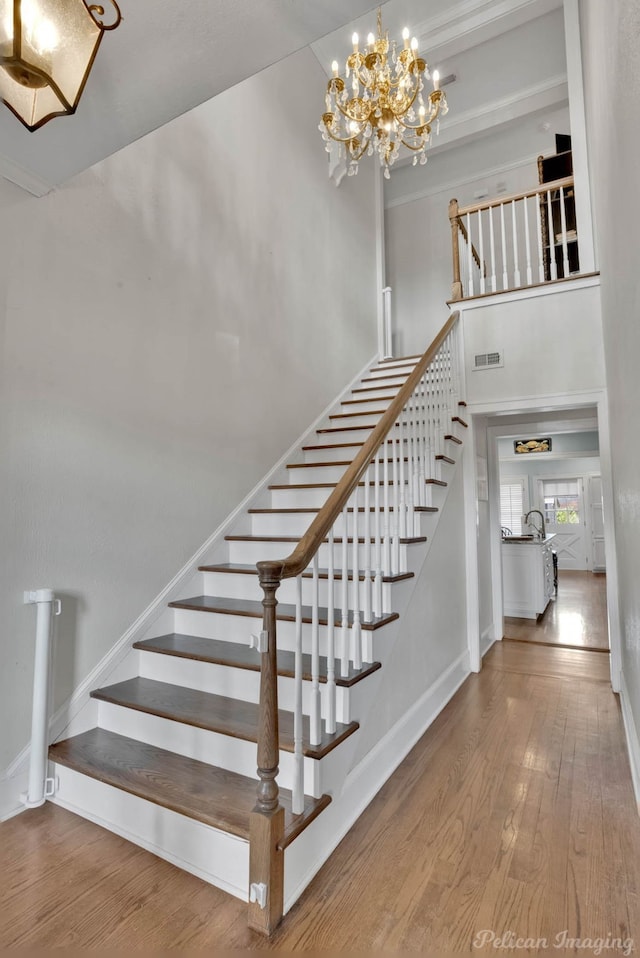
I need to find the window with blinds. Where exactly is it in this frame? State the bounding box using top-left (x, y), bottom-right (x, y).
top-left (500, 480), bottom-right (525, 534)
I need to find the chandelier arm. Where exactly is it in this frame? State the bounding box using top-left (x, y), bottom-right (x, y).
top-left (350, 138), bottom-right (370, 161)
top-left (86, 0), bottom-right (122, 30)
top-left (324, 126), bottom-right (363, 146)
top-left (399, 138), bottom-right (426, 152)
top-left (333, 100), bottom-right (372, 126)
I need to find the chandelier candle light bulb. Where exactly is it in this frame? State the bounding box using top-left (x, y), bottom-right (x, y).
top-left (319, 7), bottom-right (449, 179)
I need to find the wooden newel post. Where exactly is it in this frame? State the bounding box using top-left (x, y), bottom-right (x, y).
top-left (248, 560), bottom-right (285, 936)
top-left (449, 198), bottom-right (463, 301)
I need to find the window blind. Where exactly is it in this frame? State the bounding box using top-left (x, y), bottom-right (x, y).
top-left (500, 480), bottom-right (524, 534)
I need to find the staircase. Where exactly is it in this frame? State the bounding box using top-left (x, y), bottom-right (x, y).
top-left (47, 315), bottom-right (468, 934)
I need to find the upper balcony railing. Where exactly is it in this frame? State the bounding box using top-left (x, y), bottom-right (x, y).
top-left (449, 176), bottom-right (582, 301)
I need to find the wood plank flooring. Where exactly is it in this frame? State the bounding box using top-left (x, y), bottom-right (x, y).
top-left (1, 641), bottom-right (638, 951)
top-left (504, 570), bottom-right (609, 652)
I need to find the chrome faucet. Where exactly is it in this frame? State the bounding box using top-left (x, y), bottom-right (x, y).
top-left (524, 509), bottom-right (546, 540)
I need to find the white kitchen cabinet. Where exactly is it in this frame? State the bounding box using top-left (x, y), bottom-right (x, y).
top-left (502, 535), bottom-right (556, 619)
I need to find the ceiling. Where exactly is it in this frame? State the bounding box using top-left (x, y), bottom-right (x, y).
top-left (0, 0), bottom-right (568, 197)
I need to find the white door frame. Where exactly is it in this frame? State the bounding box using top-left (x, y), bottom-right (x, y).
top-left (467, 389), bottom-right (621, 692)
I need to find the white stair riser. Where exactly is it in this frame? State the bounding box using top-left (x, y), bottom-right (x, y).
top-left (350, 387), bottom-right (401, 402)
top-left (171, 607), bottom-right (387, 657)
top-left (226, 538), bottom-right (412, 568)
top-left (314, 428), bottom-right (375, 445)
top-left (96, 699), bottom-right (325, 797)
top-left (51, 766), bottom-right (250, 900)
top-left (342, 392), bottom-right (399, 409)
top-left (271, 486), bottom-right (335, 508)
top-left (329, 412), bottom-right (391, 428)
top-left (138, 651), bottom-right (352, 724)
top-left (201, 570), bottom-right (394, 610)
top-left (287, 464), bottom-right (351, 484)
top-left (302, 444), bottom-right (363, 464)
top-left (250, 509), bottom-right (429, 537)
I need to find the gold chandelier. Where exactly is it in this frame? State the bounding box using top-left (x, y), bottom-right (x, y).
top-left (0, 0), bottom-right (122, 131)
top-left (320, 8), bottom-right (448, 179)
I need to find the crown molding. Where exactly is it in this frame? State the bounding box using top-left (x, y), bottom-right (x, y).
top-left (0, 153), bottom-right (53, 197)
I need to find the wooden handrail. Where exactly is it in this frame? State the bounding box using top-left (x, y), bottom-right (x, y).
top-left (256, 310), bottom-right (460, 586)
top-left (457, 175), bottom-right (574, 217)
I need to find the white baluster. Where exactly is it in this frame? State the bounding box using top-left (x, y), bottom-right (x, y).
top-left (489, 205), bottom-right (497, 292)
top-left (536, 191), bottom-right (545, 283)
top-left (383, 442), bottom-right (391, 575)
top-left (398, 408), bottom-right (407, 542)
top-left (547, 189), bottom-right (557, 280)
top-left (363, 465), bottom-right (372, 622)
top-left (351, 486), bottom-right (362, 670)
top-left (500, 202), bottom-right (508, 289)
top-left (478, 208), bottom-right (486, 294)
top-left (466, 212), bottom-right (474, 297)
top-left (559, 185), bottom-right (570, 278)
top-left (326, 527), bottom-right (336, 734)
top-left (392, 425), bottom-right (400, 575)
top-left (511, 200), bottom-right (521, 288)
top-left (404, 395), bottom-right (416, 536)
top-left (340, 503), bottom-right (349, 678)
top-left (374, 447), bottom-right (383, 617)
top-left (310, 553), bottom-right (321, 747)
top-left (418, 375), bottom-right (427, 505)
top-left (411, 385), bottom-right (421, 521)
top-left (524, 194), bottom-right (533, 286)
top-left (292, 575), bottom-right (304, 814)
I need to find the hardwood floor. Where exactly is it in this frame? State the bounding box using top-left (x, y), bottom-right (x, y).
top-left (1, 641), bottom-right (638, 951)
top-left (504, 570), bottom-right (609, 652)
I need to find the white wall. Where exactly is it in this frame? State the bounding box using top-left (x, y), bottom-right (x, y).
top-left (0, 47), bottom-right (378, 772)
top-left (580, 0), bottom-right (640, 796)
top-left (462, 282), bottom-right (604, 406)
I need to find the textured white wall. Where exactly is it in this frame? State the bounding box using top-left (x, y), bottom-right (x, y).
top-left (580, 0), bottom-right (640, 757)
top-left (0, 47), bottom-right (377, 771)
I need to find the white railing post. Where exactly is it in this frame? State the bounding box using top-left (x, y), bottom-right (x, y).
top-left (380, 287), bottom-right (393, 360)
top-left (24, 589), bottom-right (61, 808)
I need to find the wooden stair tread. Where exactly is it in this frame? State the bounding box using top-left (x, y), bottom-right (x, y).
top-left (286, 457), bottom-right (413, 470)
top-left (445, 434), bottom-right (463, 444)
top-left (133, 633), bottom-right (382, 687)
top-left (317, 424), bottom-right (373, 434)
top-left (435, 455), bottom-right (455, 464)
top-left (168, 595), bottom-right (399, 631)
top-left (225, 534), bottom-right (427, 545)
top-left (301, 442), bottom-right (365, 451)
top-left (329, 409), bottom-right (387, 420)
top-left (342, 394), bottom-right (398, 404)
top-left (425, 478), bottom-right (447, 487)
top-left (360, 373), bottom-right (410, 384)
top-left (90, 677), bottom-right (359, 759)
top-left (49, 728), bottom-right (329, 848)
top-left (199, 562), bottom-right (414, 583)
top-left (452, 416), bottom-right (468, 427)
top-left (352, 384), bottom-right (402, 394)
top-left (248, 502), bottom-right (438, 514)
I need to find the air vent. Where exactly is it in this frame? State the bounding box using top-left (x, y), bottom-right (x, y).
top-left (473, 350), bottom-right (503, 371)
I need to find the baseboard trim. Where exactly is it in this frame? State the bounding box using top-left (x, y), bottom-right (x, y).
top-left (283, 648), bottom-right (471, 911)
top-left (619, 670), bottom-right (640, 816)
top-left (0, 769), bottom-right (28, 822)
top-left (481, 625), bottom-right (496, 657)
